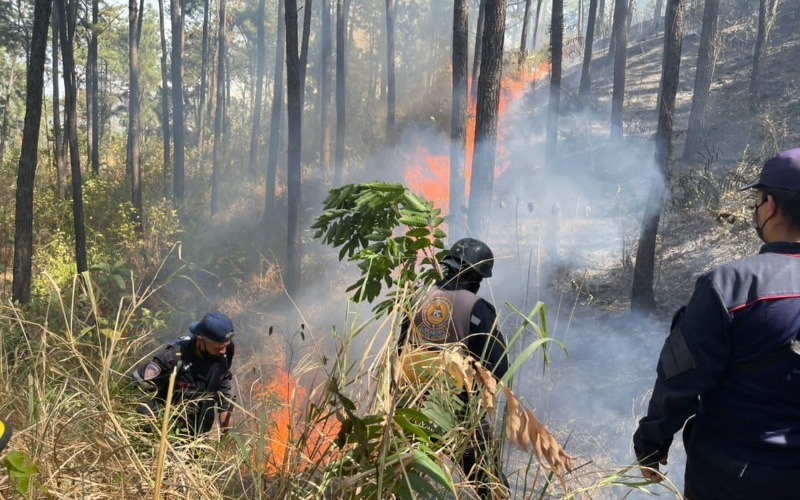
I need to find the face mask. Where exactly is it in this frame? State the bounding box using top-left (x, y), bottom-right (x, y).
top-left (754, 197), bottom-right (771, 243)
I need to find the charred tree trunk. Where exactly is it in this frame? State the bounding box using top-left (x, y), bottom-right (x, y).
top-left (545, 0), bottom-right (563, 169)
top-left (285, 0), bottom-right (303, 299)
top-left (519, 0), bottom-right (533, 59)
top-left (578, 0), bottom-right (598, 101)
top-left (333, 0), bottom-right (347, 186)
top-left (57, 0), bottom-right (87, 274)
top-left (13, 0), bottom-right (53, 304)
top-left (157, 0), bottom-right (170, 192)
top-left (128, 0), bottom-right (145, 228)
top-left (211, 0), bottom-right (227, 216)
top-left (87, 0), bottom-right (98, 175)
top-left (631, 0), bottom-right (684, 312)
top-left (385, 0), bottom-right (396, 141)
top-left (682, 0), bottom-right (719, 160)
top-left (610, 0), bottom-right (627, 138)
top-left (749, 0), bottom-right (767, 111)
top-left (265, 0), bottom-right (285, 215)
top-left (300, 0), bottom-right (313, 109)
top-left (471, 0), bottom-right (487, 98)
top-left (468, 0), bottom-right (507, 240)
top-left (170, 0), bottom-right (185, 204)
top-left (248, 0), bottom-right (266, 178)
top-left (450, 0), bottom-right (469, 239)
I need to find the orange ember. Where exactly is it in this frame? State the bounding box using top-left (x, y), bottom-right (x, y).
top-left (403, 63), bottom-right (550, 217)
top-left (256, 368), bottom-right (340, 475)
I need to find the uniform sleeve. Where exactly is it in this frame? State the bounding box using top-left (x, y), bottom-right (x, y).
top-left (633, 275), bottom-right (731, 465)
top-left (466, 299), bottom-right (509, 380)
top-left (135, 345), bottom-right (180, 390)
top-left (216, 350), bottom-right (234, 412)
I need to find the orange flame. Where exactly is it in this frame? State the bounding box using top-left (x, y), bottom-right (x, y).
top-left (256, 368), bottom-right (340, 475)
top-left (403, 63), bottom-right (550, 218)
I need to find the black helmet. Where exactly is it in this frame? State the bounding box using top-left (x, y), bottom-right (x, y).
top-left (442, 238), bottom-right (494, 278)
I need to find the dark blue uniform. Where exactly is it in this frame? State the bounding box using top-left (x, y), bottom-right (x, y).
top-left (135, 336), bottom-right (234, 436)
top-left (634, 242), bottom-right (800, 499)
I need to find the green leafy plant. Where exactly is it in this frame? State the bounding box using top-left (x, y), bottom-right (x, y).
top-left (311, 182), bottom-right (447, 313)
top-left (3, 450), bottom-right (39, 496)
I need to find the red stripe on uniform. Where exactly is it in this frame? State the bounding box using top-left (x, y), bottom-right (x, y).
top-left (729, 294), bottom-right (800, 313)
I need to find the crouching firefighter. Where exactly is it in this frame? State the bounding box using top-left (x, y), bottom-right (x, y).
top-left (133, 312), bottom-right (236, 437)
top-left (398, 238), bottom-right (510, 498)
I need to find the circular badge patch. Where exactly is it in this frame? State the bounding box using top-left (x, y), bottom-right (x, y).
top-left (414, 295), bottom-right (453, 343)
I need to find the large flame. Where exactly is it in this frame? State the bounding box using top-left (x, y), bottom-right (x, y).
top-left (403, 63), bottom-right (550, 220)
top-left (256, 368), bottom-right (339, 475)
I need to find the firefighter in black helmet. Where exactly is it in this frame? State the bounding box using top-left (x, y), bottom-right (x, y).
top-left (400, 237), bottom-right (509, 497)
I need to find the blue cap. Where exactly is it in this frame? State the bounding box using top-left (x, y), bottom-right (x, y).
top-left (189, 312), bottom-right (234, 342)
top-left (740, 148), bottom-right (800, 191)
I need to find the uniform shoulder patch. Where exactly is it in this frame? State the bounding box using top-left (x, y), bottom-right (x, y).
top-left (414, 295), bottom-right (453, 343)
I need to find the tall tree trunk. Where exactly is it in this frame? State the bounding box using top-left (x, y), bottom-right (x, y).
top-left (749, 0), bottom-right (767, 111)
top-left (211, 0), bottom-right (226, 215)
top-left (13, 0), bottom-right (53, 304)
top-left (87, 0), bottom-right (98, 175)
top-left (631, 0), bottom-right (683, 312)
top-left (682, 0), bottom-right (719, 160)
top-left (653, 0), bottom-right (663, 25)
top-left (597, 0), bottom-right (606, 36)
top-left (610, 0), bottom-right (627, 138)
top-left (450, 0), bottom-right (469, 240)
top-left (57, 0), bottom-right (87, 274)
top-left (299, 0), bottom-right (313, 108)
top-left (468, 0), bottom-right (507, 240)
top-left (471, 0), bottom-right (487, 98)
top-left (128, 0), bottom-right (144, 228)
top-left (247, 0), bottom-right (266, 178)
top-left (531, 0), bottom-right (543, 51)
top-left (545, 0), bottom-right (563, 169)
top-left (170, 0), bottom-right (185, 204)
top-left (197, 0), bottom-right (210, 156)
top-left (0, 63), bottom-right (16, 164)
top-left (265, 0), bottom-right (285, 214)
top-left (385, 0), bottom-right (396, 141)
top-left (519, 0), bottom-right (533, 59)
top-left (578, 0), bottom-right (598, 101)
top-left (52, 6), bottom-right (67, 199)
top-left (333, 0), bottom-right (346, 186)
top-left (319, 0), bottom-right (332, 170)
top-left (285, 0), bottom-right (303, 299)
top-left (578, 0), bottom-right (584, 36)
top-left (157, 0), bottom-right (170, 193)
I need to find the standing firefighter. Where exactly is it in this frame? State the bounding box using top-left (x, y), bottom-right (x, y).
top-left (633, 149), bottom-right (800, 499)
top-left (399, 237), bottom-right (509, 498)
top-left (134, 312), bottom-right (236, 437)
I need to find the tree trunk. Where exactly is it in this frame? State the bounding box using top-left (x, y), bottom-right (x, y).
top-left (197, 0), bottom-right (210, 157)
top-left (749, 0), bottom-right (767, 111)
top-left (631, 0), bottom-right (683, 312)
top-left (265, 0), bottom-right (285, 214)
top-left (519, 0), bottom-right (533, 58)
top-left (450, 0), bottom-right (469, 240)
top-left (319, 0), bottom-right (332, 171)
top-left (610, 0), bottom-right (627, 138)
top-left (170, 0), bottom-right (185, 204)
top-left (248, 0), bottom-right (266, 178)
top-left (653, 0), bottom-right (663, 25)
top-left (211, 0), bottom-right (227, 215)
top-left (468, 0), bottom-right (507, 240)
top-left (52, 6), bottom-right (68, 199)
top-left (86, 0), bottom-right (98, 175)
top-left (285, 0), bottom-right (303, 299)
top-left (385, 0), bottom-right (396, 141)
top-left (471, 0), bottom-right (486, 99)
top-left (545, 0), bottom-right (563, 169)
top-left (531, 0), bottom-right (544, 51)
top-left (682, 0), bottom-right (719, 160)
top-left (157, 0), bottom-right (170, 193)
top-left (597, 0), bottom-right (606, 36)
top-left (578, 0), bottom-right (598, 101)
top-left (333, 0), bottom-right (346, 186)
top-left (13, 0), bottom-right (53, 304)
top-left (57, 0), bottom-right (87, 274)
top-left (128, 0), bottom-right (144, 228)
